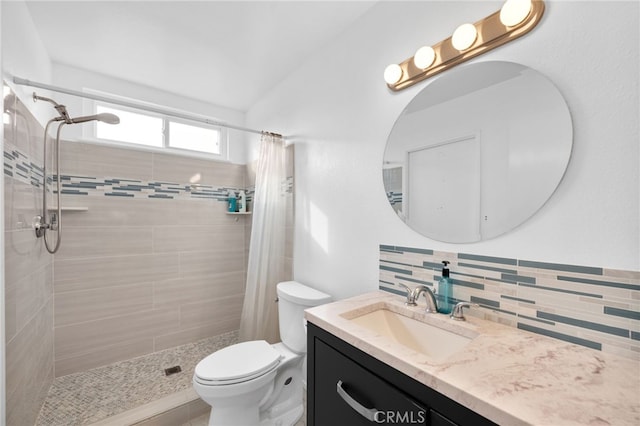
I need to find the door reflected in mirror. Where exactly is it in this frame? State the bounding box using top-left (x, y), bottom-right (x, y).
top-left (383, 61), bottom-right (573, 243)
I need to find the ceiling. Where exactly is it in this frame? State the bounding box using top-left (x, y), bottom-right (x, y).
top-left (25, 0), bottom-right (376, 111)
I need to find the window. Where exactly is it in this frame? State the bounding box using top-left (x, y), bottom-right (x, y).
top-left (89, 100), bottom-right (227, 160)
top-left (96, 105), bottom-right (163, 147)
top-left (168, 121), bottom-right (221, 155)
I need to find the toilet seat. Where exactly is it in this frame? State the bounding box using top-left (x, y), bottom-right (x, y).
top-left (194, 340), bottom-right (282, 385)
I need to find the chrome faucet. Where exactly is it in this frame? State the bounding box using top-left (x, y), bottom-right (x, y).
top-left (450, 302), bottom-right (479, 321)
top-left (413, 285), bottom-right (438, 313)
top-left (397, 283), bottom-right (439, 313)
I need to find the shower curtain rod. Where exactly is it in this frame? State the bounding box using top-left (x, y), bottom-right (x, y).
top-left (12, 76), bottom-right (283, 138)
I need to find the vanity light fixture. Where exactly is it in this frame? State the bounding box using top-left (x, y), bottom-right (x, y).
top-left (413, 46), bottom-right (436, 69)
top-left (384, 63), bottom-right (404, 85)
top-left (451, 23), bottom-right (478, 51)
top-left (500, 0), bottom-right (534, 27)
top-left (384, 0), bottom-right (544, 91)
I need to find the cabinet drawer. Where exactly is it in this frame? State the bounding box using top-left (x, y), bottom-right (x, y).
top-left (313, 338), bottom-right (427, 425)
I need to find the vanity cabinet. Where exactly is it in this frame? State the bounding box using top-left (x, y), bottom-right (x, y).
top-left (307, 323), bottom-right (495, 426)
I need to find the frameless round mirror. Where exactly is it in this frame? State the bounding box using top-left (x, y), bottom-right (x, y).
top-left (383, 61), bottom-right (572, 243)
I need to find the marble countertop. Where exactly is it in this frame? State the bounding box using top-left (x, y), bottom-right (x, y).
top-left (304, 291), bottom-right (640, 426)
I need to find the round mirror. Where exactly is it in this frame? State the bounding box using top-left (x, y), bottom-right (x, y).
top-left (383, 61), bottom-right (572, 243)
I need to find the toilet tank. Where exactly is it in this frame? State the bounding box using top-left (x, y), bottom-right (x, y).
top-left (277, 281), bottom-right (331, 353)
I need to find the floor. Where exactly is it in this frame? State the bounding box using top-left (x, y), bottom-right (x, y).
top-left (35, 331), bottom-right (238, 426)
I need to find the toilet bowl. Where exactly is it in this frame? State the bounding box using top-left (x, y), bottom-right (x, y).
top-left (193, 281), bottom-right (331, 426)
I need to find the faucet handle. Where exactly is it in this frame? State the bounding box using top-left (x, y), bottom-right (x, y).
top-left (397, 283), bottom-right (417, 306)
top-left (450, 302), bottom-right (479, 321)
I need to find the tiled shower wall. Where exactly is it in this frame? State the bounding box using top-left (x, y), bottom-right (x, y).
top-left (51, 141), bottom-right (251, 376)
top-left (379, 245), bottom-right (640, 360)
top-left (4, 89), bottom-right (55, 425)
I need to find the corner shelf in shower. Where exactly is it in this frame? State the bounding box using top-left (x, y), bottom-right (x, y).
top-left (47, 207), bottom-right (89, 212)
top-left (226, 212), bottom-right (251, 215)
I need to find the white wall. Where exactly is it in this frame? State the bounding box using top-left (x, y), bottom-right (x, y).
top-left (1, 0), bottom-right (53, 124)
top-left (246, 1), bottom-right (640, 300)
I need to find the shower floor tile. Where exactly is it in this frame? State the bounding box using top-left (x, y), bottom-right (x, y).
top-left (35, 331), bottom-right (238, 426)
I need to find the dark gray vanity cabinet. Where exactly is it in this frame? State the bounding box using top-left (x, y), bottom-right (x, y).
top-left (307, 323), bottom-right (496, 426)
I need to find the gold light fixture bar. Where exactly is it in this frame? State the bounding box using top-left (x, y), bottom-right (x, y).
top-left (386, 0), bottom-right (545, 91)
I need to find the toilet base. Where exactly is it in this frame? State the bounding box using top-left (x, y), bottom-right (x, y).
top-left (259, 403), bottom-right (303, 426)
top-left (207, 401), bottom-right (303, 426)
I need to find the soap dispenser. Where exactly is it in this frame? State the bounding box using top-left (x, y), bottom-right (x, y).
top-left (238, 190), bottom-right (247, 213)
top-left (438, 261), bottom-right (453, 314)
top-left (227, 191), bottom-right (237, 212)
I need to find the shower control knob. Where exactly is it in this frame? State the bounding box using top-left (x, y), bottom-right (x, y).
top-left (33, 215), bottom-right (46, 238)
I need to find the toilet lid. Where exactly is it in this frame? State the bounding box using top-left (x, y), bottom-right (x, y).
top-left (195, 340), bottom-right (282, 384)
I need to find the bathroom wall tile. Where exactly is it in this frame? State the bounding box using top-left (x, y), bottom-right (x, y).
top-left (178, 249), bottom-right (246, 278)
top-left (152, 152), bottom-right (245, 187)
top-left (54, 226), bottom-right (153, 259)
top-left (54, 253), bottom-right (180, 292)
top-left (55, 308), bottom-right (180, 361)
top-left (5, 262), bottom-right (53, 343)
top-left (55, 282), bottom-right (154, 327)
top-left (61, 140), bottom-right (153, 181)
top-left (5, 297), bottom-right (54, 426)
top-left (179, 294), bottom-right (244, 329)
top-left (58, 195), bottom-right (237, 228)
top-left (4, 176), bottom-right (39, 232)
top-left (153, 224), bottom-right (243, 253)
top-left (5, 315), bottom-right (34, 411)
top-left (154, 271), bottom-right (245, 308)
top-left (154, 320), bottom-right (240, 351)
top-left (4, 228), bottom-right (51, 285)
top-left (55, 338), bottom-right (155, 378)
top-left (603, 268), bottom-right (640, 280)
top-left (379, 245), bottom-right (640, 359)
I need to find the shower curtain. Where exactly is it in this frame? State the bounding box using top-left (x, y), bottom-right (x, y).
top-left (238, 133), bottom-right (287, 343)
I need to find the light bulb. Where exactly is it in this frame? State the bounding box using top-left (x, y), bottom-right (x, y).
top-left (451, 23), bottom-right (478, 51)
top-left (500, 0), bottom-right (532, 27)
top-left (413, 46), bottom-right (436, 69)
top-left (384, 64), bottom-right (403, 85)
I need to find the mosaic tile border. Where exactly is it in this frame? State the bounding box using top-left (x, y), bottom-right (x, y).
top-left (4, 145), bottom-right (45, 189)
top-left (3, 143), bottom-right (256, 202)
top-left (4, 144), bottom-right (294, 203)
top-left (379, 245), bottom-right (640, 360)
top-left (54, 174), bottom-right (252, 202)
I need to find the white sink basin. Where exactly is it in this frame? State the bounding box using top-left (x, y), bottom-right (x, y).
top-left (349, 308), bottom-right (473, 360)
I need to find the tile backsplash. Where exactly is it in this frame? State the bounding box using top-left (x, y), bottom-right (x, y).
top-left (379, 245), bottom-right (640, 360)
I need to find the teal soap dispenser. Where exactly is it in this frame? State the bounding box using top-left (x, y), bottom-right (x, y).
top-left (438, 261), bottom-right (453, 314)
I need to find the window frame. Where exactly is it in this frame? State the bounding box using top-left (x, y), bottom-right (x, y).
top-left (82, 96), bottom-right (229, 161)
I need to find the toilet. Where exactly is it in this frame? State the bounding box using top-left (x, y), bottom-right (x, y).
top-left (193, 281), bottom-right (331, 426)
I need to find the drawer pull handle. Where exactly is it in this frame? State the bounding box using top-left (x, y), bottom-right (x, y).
top-left (336, 380), bottom-right (380, 422)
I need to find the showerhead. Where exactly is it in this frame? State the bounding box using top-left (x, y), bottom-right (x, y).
top-left (70, 113), bottom-right (120, 125)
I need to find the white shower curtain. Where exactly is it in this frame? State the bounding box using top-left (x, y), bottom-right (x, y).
top-left (238, 133), bottom-right (287, 343)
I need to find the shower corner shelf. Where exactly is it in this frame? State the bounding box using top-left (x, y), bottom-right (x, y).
top-left (226, 211), bottom-right (251, 215)
top-left (47, 206), bottom-right (89, 212)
